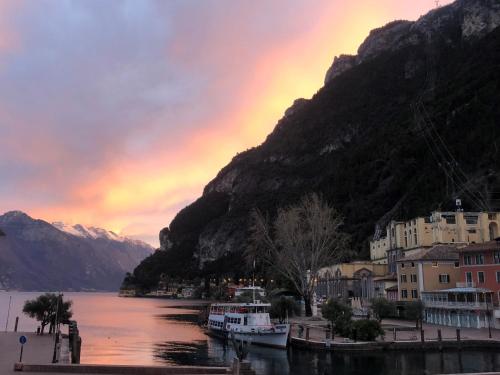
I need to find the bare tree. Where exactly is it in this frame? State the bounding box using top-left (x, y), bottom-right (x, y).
top-left (249, 193), bottom-right (350, 316)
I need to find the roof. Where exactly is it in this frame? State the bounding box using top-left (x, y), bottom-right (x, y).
top-left (459, 241), bottom-right (500, 252)
top-left (397, 244), bottom-right (459, 262)
top-left (423, 287), bottom-right (493, 294)
top-left (374, 276), bottom-right (397, 282)
top-left (385, 285), bottom-right (398, 292)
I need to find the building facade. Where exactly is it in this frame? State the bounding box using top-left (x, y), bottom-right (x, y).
top-left (457, 241), bottom-right (500, 303)
top-left (316, 262), bottom-right (387, 302)
top-left (396, 245), bottom-right (460, 302)
top-left (371, 211), bottom-right (500, 272)
top-left (422, 288), bottom-right (495, 329)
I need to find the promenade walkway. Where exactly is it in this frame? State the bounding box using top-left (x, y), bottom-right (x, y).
top-left (0, 332), bottom-right (55, 374)
top-left (289, 316), bottom-right (500, 349)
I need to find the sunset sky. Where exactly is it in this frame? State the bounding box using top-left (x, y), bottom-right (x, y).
top-left (0, 0), bottom-right (452, 246)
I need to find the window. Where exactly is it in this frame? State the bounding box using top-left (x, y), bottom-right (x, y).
top-left (454, 261), bottom-right (460, 268)
top-left (411, 290), bottom-right (418, 298)
top-left (432, 261), bottom-right (438, 267)
top-left (478, 271), bottom-right (485, 284)
top-left (414, 233), bottom-right (417, 244)
top-left (410, 274), bottom-right (417, 283)
top-left (401, 263), bottom-right (405, 268)
top-left (489, 213), bottom-right (497, 220)
top-left (439, 274), bottom-right (450, 283)
top-left (411, 262), bottom-right (415, 268)
top-left (401, 289), bottom-right (408, 299)
top-left (494, 252), bottom-right (500, 264)
top-left (464, 215), bottom-right (478, 225)
top-left (475, 254), bottom-right (484, 265)
top-left (467, 229), bottom-right (477, 233)
top-left (443, 215), bottom-right (456, 224)
top-left (496, 271), bottom-right (500, 283)
top-left (400, 274), bottom-right (407, 283)
top-left (463, 255), bottom-right (472, 265)
top-left (466, 272), bottom-right (473, 283)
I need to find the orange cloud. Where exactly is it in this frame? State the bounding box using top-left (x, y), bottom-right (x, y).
top-left (9, 1), bottom-right (452, 246)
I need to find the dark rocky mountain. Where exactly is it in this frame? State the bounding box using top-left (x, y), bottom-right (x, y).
top-left (0, 211), bottom-right (153, 291)
top-left (131, 0), bottom-right (500, 290)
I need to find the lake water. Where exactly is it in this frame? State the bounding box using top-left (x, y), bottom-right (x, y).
top-left (1, 292), bottom-right (500, 375)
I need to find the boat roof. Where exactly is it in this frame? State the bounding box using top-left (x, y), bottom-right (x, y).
top-left (210, 302), bottom-right (271, 307)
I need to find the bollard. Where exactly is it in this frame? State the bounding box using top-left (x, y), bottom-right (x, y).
top-left (305, 327), bottom-right (310, 341)
top-left (420, 329), bottom-right (425, 343)
top-left (14, 317), bottom-right (19, 332)
top-left (456, 328), bottom-right (461, 349)
top-left (393, 328), bottom-right (396, 341)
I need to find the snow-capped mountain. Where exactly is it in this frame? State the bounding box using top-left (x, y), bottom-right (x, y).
top-left (52, 222), bottom-right (139, 243)
top-left (0, 211), bottom-right (154, 291)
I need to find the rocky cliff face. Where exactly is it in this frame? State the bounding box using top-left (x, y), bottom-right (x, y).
top-left (132, 0), bottom-right (500, 288)
top-left (324, 0), bottom-right (500, 85)
top-left (0, 211), bottom-right (153, 291)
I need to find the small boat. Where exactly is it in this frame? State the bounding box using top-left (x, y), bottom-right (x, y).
top-left (207, 302), bottom-right (290, 349)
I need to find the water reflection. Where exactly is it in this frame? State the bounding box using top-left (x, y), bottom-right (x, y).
top-left (2, 292), bottom-right (500, 375)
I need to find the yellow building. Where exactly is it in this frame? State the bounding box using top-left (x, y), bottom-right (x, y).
top-left (396, 245), bottom-right (460, 301)
top-left (370, 211), bottom-right (500, 273)
top-left (316, 262), bottom-right (387, 302)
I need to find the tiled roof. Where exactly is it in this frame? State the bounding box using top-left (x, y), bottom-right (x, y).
top-left (396, 244), bottom-right (459, 262)
top-left (459, 241), bottom-right (500, 252)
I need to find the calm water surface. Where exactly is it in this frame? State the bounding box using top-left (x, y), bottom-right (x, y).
top-left (1, 292), bottom-right (500, 375)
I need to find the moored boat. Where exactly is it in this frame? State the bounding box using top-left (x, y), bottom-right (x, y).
top-left (207, 302), bottom-right (290, 349)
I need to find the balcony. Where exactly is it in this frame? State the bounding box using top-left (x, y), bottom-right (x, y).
top-left (456, 282), bottom-right (476, 288)
top-left (423, 300), bottom-right (492, 310)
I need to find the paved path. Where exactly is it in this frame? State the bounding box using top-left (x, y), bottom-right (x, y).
top-left (0, 332), bottom-right (55, 374)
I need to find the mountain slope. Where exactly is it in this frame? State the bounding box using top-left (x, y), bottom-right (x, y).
top-left (0, 211), bottom-right (153, 291)
top-left (131, 0), bottom-right (500, 289)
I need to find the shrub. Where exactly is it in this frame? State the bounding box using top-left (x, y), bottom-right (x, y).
top-left (371, 297), bottom-right (396, 321)
top-left (321, 299), bottom-right (353, 337)
top-left (350, 319), bottom-right (384, 341)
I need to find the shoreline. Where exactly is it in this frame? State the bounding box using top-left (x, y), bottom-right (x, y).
top-left (290, 337), bottom-right (500, 352)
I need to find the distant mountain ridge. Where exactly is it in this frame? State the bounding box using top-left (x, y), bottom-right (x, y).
top-left (0, 211), bottom-right (153, 291)
top-left (129, 0), bottom-right (500, 290)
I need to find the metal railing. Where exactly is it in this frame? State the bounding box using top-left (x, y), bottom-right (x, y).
top-left (423, 300), bottom-right (491, 309)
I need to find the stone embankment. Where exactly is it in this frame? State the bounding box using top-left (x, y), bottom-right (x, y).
top-left (289, 318), bottom-right (500, 352)
top-left (12, 360), bottom-right (255, 375)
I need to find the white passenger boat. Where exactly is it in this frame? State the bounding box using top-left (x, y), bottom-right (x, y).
top-left (207, 302), bottom-right (290, 349)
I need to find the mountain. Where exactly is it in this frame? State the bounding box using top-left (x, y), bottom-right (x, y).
top-left (0, 211), bottom-right (153, 291)
top-left (130, 0), bottom-right (500, 290)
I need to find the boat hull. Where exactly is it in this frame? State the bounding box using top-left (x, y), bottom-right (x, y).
top-left (232, 331), bottom-right (289, 349)
top-left (206, 326), bottom-right (290, 349)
